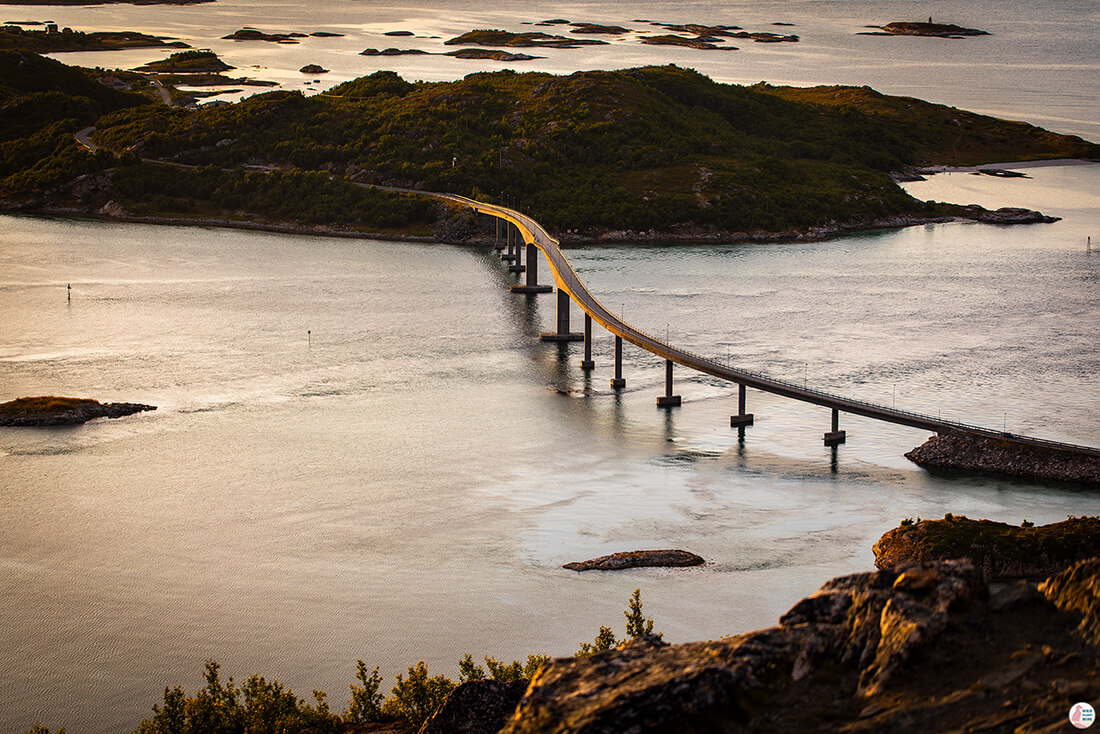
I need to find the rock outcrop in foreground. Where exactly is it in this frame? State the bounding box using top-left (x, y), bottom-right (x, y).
top-left (492, 558), bottom-right (1099, 733)
top-left (0, 396), bottom-right (155, 426)
top-left (874, 515), bottom-right (1100, 581)
top-left (906, 430), bottom-right (1100, 485)
top-left (563, 550), bottom-right (705, 571)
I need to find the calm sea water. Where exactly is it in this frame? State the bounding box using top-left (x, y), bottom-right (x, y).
top-left (1, 0), bottom-right (1099, 731)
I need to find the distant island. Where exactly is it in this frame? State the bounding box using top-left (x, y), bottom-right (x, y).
top-left (0, 25), bottom-right (188, 52)
top-left (137, 49), bottom-right (231, 73)
top-left (444, 29), bottom-right (608, 49)
top-left (0, 396), bottom-right (155, 426)
top-left (862, 21), bottom-right (990, 38)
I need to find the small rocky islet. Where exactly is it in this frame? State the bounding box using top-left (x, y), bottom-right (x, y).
top-left (563, 549), bottom-right (705, 571)
top-left (222, 28), bottom-right (345, 44)
top-left (443, 21), bottom-right (798, 53)
top-left (0, 396), bottom-right (155, 426)
top-left (862, 21), bottom-right (990, 38)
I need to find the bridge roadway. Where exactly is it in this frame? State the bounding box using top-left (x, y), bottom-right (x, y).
top-left (391, 187), bottom-right (1100, 458)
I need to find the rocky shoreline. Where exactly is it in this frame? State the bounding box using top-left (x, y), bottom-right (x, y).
top-left (905, 430), bottom-right (1100, 485)
top-left (0, 396), bottom-right (155, 426)
top-left (10, 201), bottom-right (1059, 251)
top-left (419, 557), bottom-right (1100, 733)
top-left (873, 515), bottom-right (1100, 581)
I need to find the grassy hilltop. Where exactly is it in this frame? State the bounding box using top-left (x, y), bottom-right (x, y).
top-left (2, 55), bottom-right (1097, 239)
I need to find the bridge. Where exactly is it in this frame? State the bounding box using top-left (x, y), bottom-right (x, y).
top-left (71, 123), bottom-right (1097, 459)
top-left (406, 191), bottom-right (1100, 460)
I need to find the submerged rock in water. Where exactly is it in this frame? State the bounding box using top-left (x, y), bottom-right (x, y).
top-left (0, 396), bottom-right (156, 426)
top-left (563, 549), bottom-right (705, 571)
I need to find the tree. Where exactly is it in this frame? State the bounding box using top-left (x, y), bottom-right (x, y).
top-left (344, 660), bottom-right (385, 723)
top-left (380, 661), bottom-right (455, 727)
top-left (577, 588), bottom-right (661, 657)
top-left (625, 588), bottom-right (658, 639)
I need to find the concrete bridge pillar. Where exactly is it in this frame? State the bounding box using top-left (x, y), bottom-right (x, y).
top-left (824, 408), bottom-right (846, 446)
top-left (657, 359), bottom-right (681, 407)
top-left (730, 383), bottom-right (754, 435)
top-left (540, 289), bottom-right (584, 342)
top-left (508, 227), bottom-right (526, 274)
top-left (580, 313), bottom-right (595, 369)
top-left (610, 336), bottom-right (626, 389)
top-left (500, 222), bottom-right (516, 262)
top-left (494, 218), bottom-right (504, 251)
top-left (511, 242), bottom-right (552, 293)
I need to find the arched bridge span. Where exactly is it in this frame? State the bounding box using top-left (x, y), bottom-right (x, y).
top-left (405, 189), bottom-right (1100, 458)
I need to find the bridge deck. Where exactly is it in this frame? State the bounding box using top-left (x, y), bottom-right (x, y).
top-left (415, 190), bottom-right (1100, 460)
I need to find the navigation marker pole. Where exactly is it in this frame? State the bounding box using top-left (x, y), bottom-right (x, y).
top-left (308, 329), bottom-right (311, 347)
top-left (67, 283), bottom-right (71, 302)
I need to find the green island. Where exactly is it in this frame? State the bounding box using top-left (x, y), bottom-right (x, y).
top-left (0, 24), bottom-right (188, 52)
top-left (1, 49), bottom-right (1096, 242)
top-left (137, 49), bottom-right (232, 73)
top-left (444, 29), bottom-right (607, 49)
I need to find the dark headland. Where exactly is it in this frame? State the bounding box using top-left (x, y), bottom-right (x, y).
top-left (0, 396), bottom-right (155, 425)
top-left (1, 53), bottom-right (1096, 245)
top-left (874, 515), bottom-right (1100, 580)
top-left (906, 430), bottom-right (1100, 486)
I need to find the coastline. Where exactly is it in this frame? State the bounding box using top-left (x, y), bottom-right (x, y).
top-left (915, 157), bottom-right (1098, 175)
top-left (5, 206), bottom-right (973, 248)
top-left (10, 207), bottom-right (441, 243)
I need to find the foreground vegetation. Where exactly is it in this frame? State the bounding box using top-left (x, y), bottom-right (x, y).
top-left (2, 50), bottom-right (1096, 240)
top-left (20, 590), bottom-right (659, 734)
